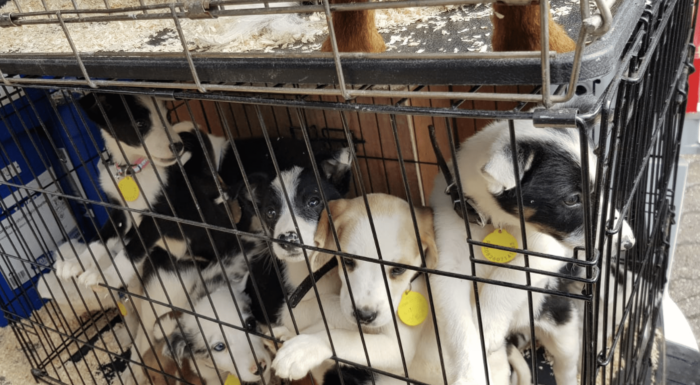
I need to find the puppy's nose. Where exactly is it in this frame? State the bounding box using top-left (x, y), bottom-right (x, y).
top-left (277, 232), bottom-right (300, 250)
top-left (622, 238), bottom-right (635, 250)
top-left (170, 142), bottom-right (184, 156)
top-left (252, 359), bottom-right (267, 375)
top-left (352, 309), bottom-right (378, 324)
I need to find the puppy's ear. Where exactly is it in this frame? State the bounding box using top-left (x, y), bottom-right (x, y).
top-left (161, 329), bottom-right (189, 366)
top-left (312, 199), bottom-right (349, 270)
top-left (415, 206), bottom-right (438, 270)
top-left (153, 311), bottom-right (181, 341)
top-left (481, 144), bottom-right (535, 195)
top-left (231, 172), bottom-right (270, 205)
top-left (78, 93), bottom-right (112, 126)
top-left (320, 147), bottom-right (353, 196)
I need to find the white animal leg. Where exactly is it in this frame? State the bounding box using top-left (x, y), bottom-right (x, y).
top-left (488, 344), bottom-right (512, 385)
top-left (272, 329), bottom-right (413, 381)
top-left (431, 273), bottom-right (489, 384)
top-left (540, 322), bottom-right (580, 385)
top-left (78, 250), bottom-right (137, 292)
top-left (55, 242), bottom-right (107, 280)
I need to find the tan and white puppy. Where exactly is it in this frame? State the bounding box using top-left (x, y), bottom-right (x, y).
top-left (272, 194), bottom-right (443, 384)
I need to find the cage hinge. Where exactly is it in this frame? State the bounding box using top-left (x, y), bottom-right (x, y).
top-left (183, 0), bottom-right (216, 19)
top-left (532, 108), bottom-right (578, 128)
top-left (0, 13), bottom-right (17, 27)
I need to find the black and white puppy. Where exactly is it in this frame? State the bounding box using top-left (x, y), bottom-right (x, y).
top-left (429, 120), bottom-right (636, 385)
top-left (219, 137), bottom-right (353, 258)
top-left (56, 94), bottom-right (237, 292)
top-left (119, 246), bottom-right (271, 385)
top-left (222, 139), bottom-right (353, 334)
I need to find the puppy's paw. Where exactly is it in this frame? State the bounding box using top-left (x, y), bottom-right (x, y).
top-left (271, 325), bottom-right (295, 342)
top-left (78, 265), bottom-right (123, 293)
top-left (263, 326), bottom-right (294, 353)
top-left (76, 267), bottom-right (102, 288)
top-left (55, 258), bottom-right (90, 281)
top-left (271, 334), bottom-right (331, 380)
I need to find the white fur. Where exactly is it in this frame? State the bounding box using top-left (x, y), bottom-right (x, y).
top-left (158, 285), bottom-right (271, 384)
top-left (39, 240), bottom-right (122, 316)
top-left (121, 250), bottom-right (271, 384)
top-left (273, 195), bottom-right (443, 384)
top-left (429, 120), bottom-right (636, 385)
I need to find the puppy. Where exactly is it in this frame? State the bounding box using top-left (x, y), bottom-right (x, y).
top-left (157, 283), bottom-right (271, 385)
top-left (271, 194), bottom-right (442, 384)
top-left (234, 140), bottom-right (353, 334)
top-left (121, 245), bottom-right (269, 385)
top-left (429, 119), bottom-right (635, 385)
top-left (56, 93), bottom-right (239, 293)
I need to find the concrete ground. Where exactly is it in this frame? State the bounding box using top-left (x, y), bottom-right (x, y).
top-left (669, 154), bottom-right (700, 349)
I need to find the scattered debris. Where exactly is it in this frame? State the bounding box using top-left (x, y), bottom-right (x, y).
top-left (0, 0), bottom-right (588, 55)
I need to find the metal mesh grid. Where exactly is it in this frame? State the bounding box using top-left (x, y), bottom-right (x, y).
top-left (0, 0), bottom-right (625, 108)
top-left (0, 0), bottom-right (695, 383)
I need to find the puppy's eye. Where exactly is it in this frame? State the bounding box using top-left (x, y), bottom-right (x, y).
top-left (212, 342), bottom-right (226, 352)
top-left (266, 208), bottom-right (276, 219)
top-left (342, 258), bottom-right (355, 269)
top-left (244, 316), bottom-right (257, 331)
top-left (135, 120), bottom-right (147, 129)
top-left (308, 197), bottom-right (320, 207)
top-left (390, 267), bottom-right (406, 277)
top-left (563, 193), bottom-right (581, 206)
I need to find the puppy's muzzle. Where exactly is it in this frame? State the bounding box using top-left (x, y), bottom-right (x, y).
top-left (352, 308), bottom-right (378, 324)
top-left (170, 142), bottom-right (185, 156)
top-left (621, 236), bottom-right (635, 250)
top-left (252, 359), bottom-right (267, 376)
top-left (277, 232), bottom-right (300, 251)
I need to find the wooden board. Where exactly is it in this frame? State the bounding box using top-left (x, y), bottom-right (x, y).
top-left (168, 86), bottom-right (526, 206)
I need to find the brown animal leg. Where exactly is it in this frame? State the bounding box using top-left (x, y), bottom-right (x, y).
top-left (491, 2), bottom-right (576, 53)
top-left (320, 0), bottom-right (386, 53)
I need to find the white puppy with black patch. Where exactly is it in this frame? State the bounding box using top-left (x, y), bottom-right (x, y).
top-left (429, 120), bottom-right (636, 385)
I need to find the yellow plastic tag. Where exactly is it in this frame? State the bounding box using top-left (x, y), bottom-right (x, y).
top-left (481, 229), bottom-right (518, 264)
top-left (117, 302), bottom-right (127, 316)
top-left (397, 290), bottom-right (429, 326)
top-left (225, 374), bottom-right (241, 385)
top-left (118, 176), bottom-right (140, 202)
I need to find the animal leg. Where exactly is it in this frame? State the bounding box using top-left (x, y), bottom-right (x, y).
top-left (321, 0), bottom-right (385, 53)
top-left (491, 2), bottom-right (576, 53)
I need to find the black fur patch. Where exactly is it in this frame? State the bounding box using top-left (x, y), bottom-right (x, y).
top-left (79, 93), bottom-right (153, 148)
top-left (539, 265), bottom-right (577, 325)
top-left (246, 251), bottom-right (287, 327)
top-left (323, 366), bottom-right (376, 385)
top-left (494, 140), bottom-right (586, 242)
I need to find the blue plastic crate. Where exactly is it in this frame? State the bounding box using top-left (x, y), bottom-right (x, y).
top-left (0, 129), bottom-right (80, 327)
top-left (0, 87), bottom-right (53, 142)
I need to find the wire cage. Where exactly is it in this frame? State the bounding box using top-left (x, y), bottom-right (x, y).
top-left (0, 0), bottom-right (696, 383)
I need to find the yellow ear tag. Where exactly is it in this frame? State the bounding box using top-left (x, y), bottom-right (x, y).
top-left (118, 176), bottom-right (140, 202)
top-left (117, 302), bottom-right (127, 316)
top-left (397, 290), bottom-right (429, 326)
top-left (225, 374), bottom-right (241, 385)
top-left (481, 229), bottom-right (518, 264)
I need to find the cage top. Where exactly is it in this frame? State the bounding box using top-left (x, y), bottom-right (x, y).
top-left (0, 0), bottom-right (643, 88)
